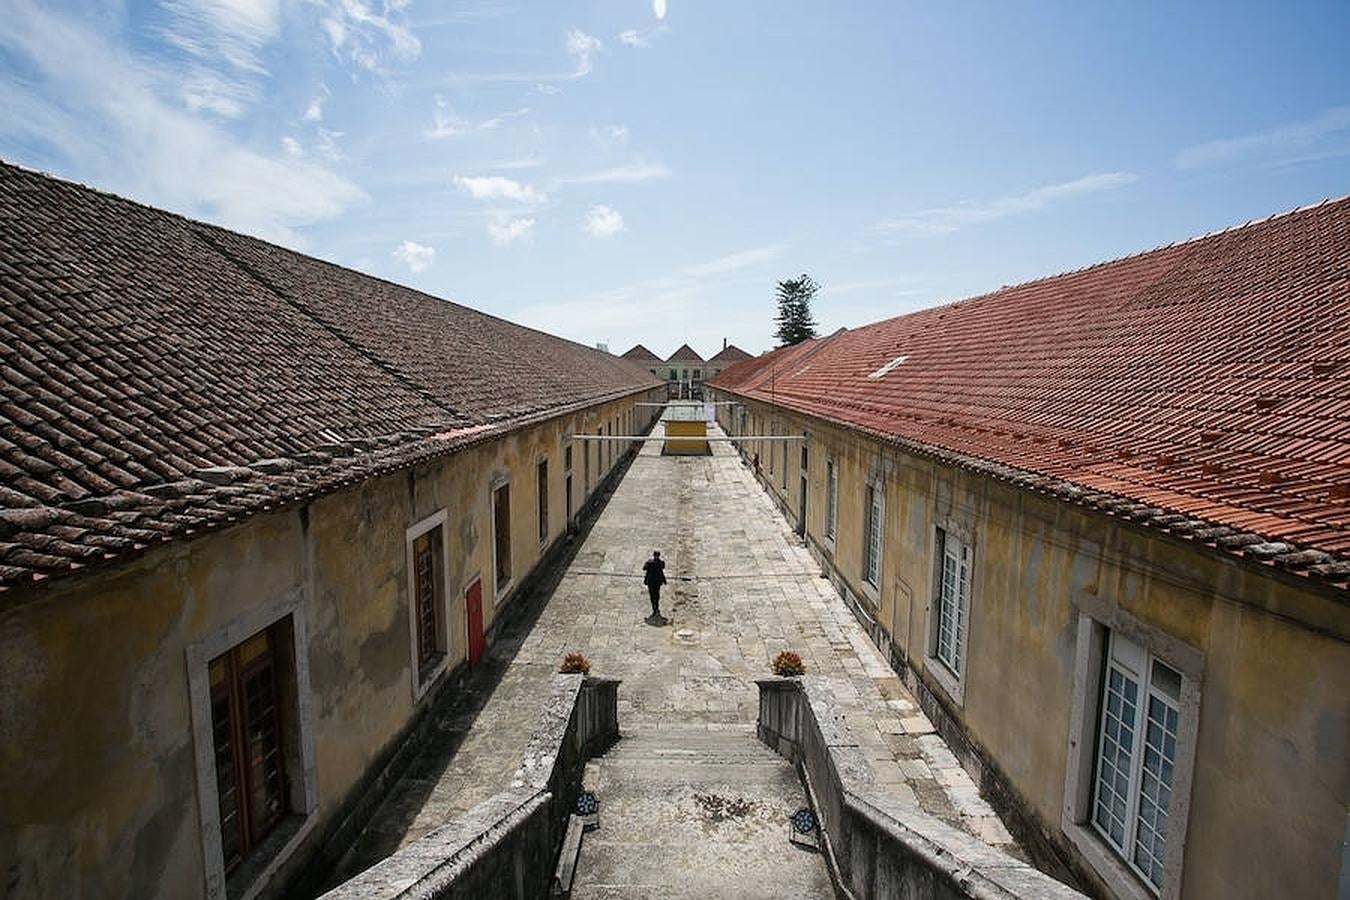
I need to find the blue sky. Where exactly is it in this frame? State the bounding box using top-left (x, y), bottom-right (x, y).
top-left (2, 2), bottom-right (1348, 357)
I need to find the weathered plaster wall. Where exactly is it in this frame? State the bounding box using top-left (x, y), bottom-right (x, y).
top-left (712, 390), bottom-right (1349, 900)
top-left (0, 389), bottom-right (662, 900)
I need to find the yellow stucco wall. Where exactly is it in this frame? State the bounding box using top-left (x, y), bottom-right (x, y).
top-left (0, 389), bottom-right (662, 900)
top-left (713, 391), bottom-right (1349, 900)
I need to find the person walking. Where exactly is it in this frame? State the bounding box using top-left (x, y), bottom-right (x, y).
top-left (642, 550), bottom-right (667, 619)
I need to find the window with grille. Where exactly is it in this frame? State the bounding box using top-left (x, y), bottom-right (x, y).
top-left (494, 482), bottom-right (512, 592)
top-left (825, 461), bottom-right (837, 539)
top-left (210, 625), bottom-right (287, 874)
top-left (862, 484), bottom-right (882, 586)
top-left (1093, 632), bottom-right (1181, 894)
top-left (934, 528), bottom-right (969, 676)
top-left (537, 459), bottom-right (549, 544)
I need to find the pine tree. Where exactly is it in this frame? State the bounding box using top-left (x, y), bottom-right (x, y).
top-left (773, 274), bottom-right (820, 346)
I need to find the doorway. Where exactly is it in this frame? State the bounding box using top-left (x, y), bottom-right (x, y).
top-left (465, 578), bottom-right (484, 666)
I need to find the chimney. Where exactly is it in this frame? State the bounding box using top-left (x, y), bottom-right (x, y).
top-left (723, 337), bottom-right (728, 350)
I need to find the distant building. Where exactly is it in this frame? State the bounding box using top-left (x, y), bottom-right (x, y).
top-left (665, 343), bottom-right (705, 398)
top-left (706, 340), bottom-right (752, 382)
top-left (619, 343), bottom-right (663, 378)
top-left (708, 197), bottom-right (1350, 900)
top-left (0, 163), bottom-right (663, 900)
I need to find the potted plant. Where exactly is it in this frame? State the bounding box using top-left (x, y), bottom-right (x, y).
top-left (559, 652), bottom-right (591, 674)
top-left (772, 650), bottom-right (805, 677)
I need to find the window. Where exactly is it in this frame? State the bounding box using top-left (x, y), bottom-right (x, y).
top-left (1092, 632), bottom-right (1182, 894)
top-left (493, 482), bottom-right (512, 594)
top-left (564, 444), bottom-right (572, 471)
top-left (825, 460), bottom-right (838, 540)
top-left (862, 483), bottom-right (883, 587)
top-left (405, 511), bottom-right (449, 696)
top-left (210, 625), bottom-right (286, 874)
top-left (187, 598), bottom-right (316, 900)
top-left (537, 459), bottom-right (549, 544)
top-left (1062, 607), bottom-right (1201, 900)
top-left (933, 528), bottom-right (970, 677)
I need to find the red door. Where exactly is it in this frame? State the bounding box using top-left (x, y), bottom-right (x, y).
top-left (466, 578), bottom-right (484, 666)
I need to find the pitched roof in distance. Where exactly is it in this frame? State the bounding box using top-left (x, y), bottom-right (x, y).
top-left (0, 162), bottom-right (660, 593)
top-left (621, 344), bottom-right (663, 364)
top-left (711, 198), bottom-right (1350, 589)
top-left (708, 344), bottom-right (753, 365)
top-left (667, 343), bottom-right (705, 363)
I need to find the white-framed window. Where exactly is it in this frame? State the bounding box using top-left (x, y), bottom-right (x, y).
top-left (1062, 605), bottom-right (1202, 900)
top-left (186, 593), bottom-right (317, 900)
top-left (934, 528), bottom-right (970, 676)
top-left (825, 459), bottom-right (838, 540)
top-left (1093, 632), bottom-right (1182, 893)
top-left (406, 510), bottom-right (450, 698)
top-left (924, 524), bottom-right (973, 704)
top-left (862, 482), bottom-right (883, 587)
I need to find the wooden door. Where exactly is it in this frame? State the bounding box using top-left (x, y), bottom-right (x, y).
top-left (466, 578), bottom-right (484, 666)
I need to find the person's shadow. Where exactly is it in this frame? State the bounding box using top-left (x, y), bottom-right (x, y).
top-left (644, 613), bottom-right (669, 626)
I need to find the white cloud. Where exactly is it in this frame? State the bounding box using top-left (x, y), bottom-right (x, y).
top-left (426, 96), bottom-right (528, 139)
top-left (488, 217), bottom-right (535, 246)
top-left (873, 172), bottom-right (1138, 238)
top-left (0, 1), bottom-right (366, 247)
top-left (454, 175), bottom-right (547, 204)
top-left (680, 245), bottom-right (785, 278)
top-left (315, 127), bottom-right (343, 161)
top-left (1175, 106), bottom-right (1350, 170)
top-left (590, 124), bottom-right (629, 152)
top-left (281, 136), bottom-right (303, 157)
top-left (535, 83), bottom-right (562, 96)
top-left (555, 162), bottom-right (671, 186)
top-left (318, 0), bottom-right (420, 73)
top-left (302, 84), bottom-right (329, 122)
top-left (566, 29), bottom-right (602, 77)
top-left (584, 204), bottom-right (625, 238)
top-left (619, 29), bottom-right (650, 48)
top-left (392, 239), bottom-right (435, 272)
top-left (654, 0), bottom-right (668, 20)
top-left (161, 0), bottom-right (281, 74)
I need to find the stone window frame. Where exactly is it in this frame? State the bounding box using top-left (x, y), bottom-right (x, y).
top-left (536, 455), bottom-right (550, 547)
top-left (1061, 595), bottom-right (1203, 900)
top-left (186, 589), bottom-right (318, 900)
top-left (824, 457), bottom-right (838, 545)
top-left (923, 518), bottom-right (975, 707)
top-left (405, 509), bottom-right (451, 701)
top-left (859, 476), bottom-right (884, 601)
top-left (490, 475), bottom-right (514, 602)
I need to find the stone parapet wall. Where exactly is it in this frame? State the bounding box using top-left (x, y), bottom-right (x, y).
top-left (756, 677), bottom-right (1086, 900)
top-left (322, 674), bottom-right (619, 900)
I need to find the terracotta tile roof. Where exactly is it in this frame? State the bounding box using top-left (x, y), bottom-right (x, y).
top-left (620, 344), bottom-right (663, 364)
top-left (711, 200), bottom-right (1350, 589)
top-left (0, 162), bottom-right (660, 594)
top-left (666, 343), bottom-right (705, 363)
top-left (708, 344), bottom-right (753, 365)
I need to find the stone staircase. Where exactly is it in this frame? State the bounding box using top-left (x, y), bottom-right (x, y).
top-left (567, 726), bottom-right (836, 899)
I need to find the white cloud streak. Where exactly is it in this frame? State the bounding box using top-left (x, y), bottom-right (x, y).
top-left (318, 0), bottom-right (420, 73)
top-left (302, 84), bottom-right (329, 122)
top-left (654, 0), bottom-right (668, 20)
top-left (392, 239), bottom-right (435, 272)
top-left (584, 204), bottom-right (625, 238)
top-left (425, 96), bottom-right (528, 139)
top-left (0, 1), bottom-right (366, 247)
top-left (1174, 106), bottom-right (1350, 170)
top-left (554, 162), bottom-right (671, 186)
top-left (454, 175), bottom-right (547, 204)
top-left (680, 245), bottom-right (785, 278)
top-left (873, 172), bottom-right (1138, 237)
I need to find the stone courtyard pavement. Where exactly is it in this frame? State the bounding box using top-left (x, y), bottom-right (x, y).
top-left (334, 421), bottom-right (1016, 897)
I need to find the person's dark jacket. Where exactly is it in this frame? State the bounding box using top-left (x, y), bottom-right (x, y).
top-left (643, 557), bottom-right (667, 586)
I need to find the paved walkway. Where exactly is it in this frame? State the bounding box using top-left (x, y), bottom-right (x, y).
top-left (334, 421), bottom-right (1016, 895)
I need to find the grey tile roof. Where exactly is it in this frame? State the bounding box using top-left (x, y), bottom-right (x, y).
top-left (0, 162), bottom-right (660, 593)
